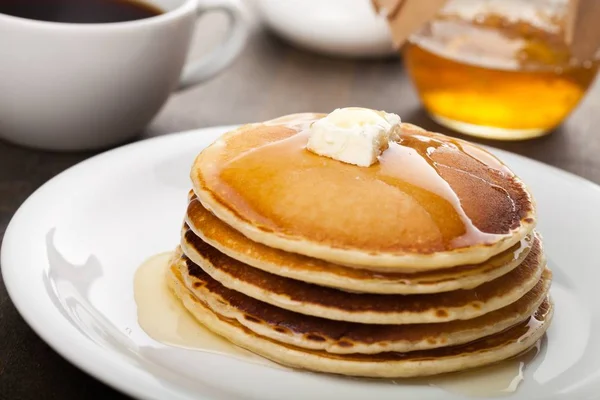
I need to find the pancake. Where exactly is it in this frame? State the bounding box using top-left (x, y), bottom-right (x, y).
top-left (168, 260), bottom-right (553, 377)
top-left (185, 198), bottom-right (534, 293)
top-left (171, 250), bottom-right (551, 354)
top-left (191, 114), bottom-right (536, 270)
top-left (180, 230), bottom-right (546, 324)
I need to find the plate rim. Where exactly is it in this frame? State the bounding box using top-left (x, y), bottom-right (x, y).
top-left (3, 125), bottom-right (600, 400)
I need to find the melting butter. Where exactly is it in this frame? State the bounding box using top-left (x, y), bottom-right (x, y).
top-left (306, 108), bottom-right (401, 167)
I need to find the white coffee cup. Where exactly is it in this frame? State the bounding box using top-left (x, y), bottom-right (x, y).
top-left (0, 0), bottom-right (248, 151)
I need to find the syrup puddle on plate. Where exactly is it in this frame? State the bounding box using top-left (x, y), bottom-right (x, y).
top-left (419, 343), bottom-right (538, 397)
top-left (133, 252), bottom-right (273, 367)
top-left (134, 252), bottom-right (538, 397)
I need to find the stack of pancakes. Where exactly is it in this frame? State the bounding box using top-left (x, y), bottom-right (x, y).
top-left (167, 113), bottom-right (553, 378)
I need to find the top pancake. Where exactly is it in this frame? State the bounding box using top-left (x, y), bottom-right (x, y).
top-left (191, 113), bottom-right (535, 270)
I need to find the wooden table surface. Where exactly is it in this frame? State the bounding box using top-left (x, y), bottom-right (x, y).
top-left (1, 12), bottom-right (600, 400)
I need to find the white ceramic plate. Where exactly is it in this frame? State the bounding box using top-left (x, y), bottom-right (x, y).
top-left (3, 126), bottom-right (600, 400)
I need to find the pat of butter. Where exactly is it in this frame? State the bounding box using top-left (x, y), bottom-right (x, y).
top-left (306, 107), bottom-right (401, 167)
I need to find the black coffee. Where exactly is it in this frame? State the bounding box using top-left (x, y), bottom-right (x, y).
top-left (0, 0), bottom-right (163, 23)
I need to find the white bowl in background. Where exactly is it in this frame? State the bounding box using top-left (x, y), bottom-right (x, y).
top-left (252, 0), bottom-right (395, 58)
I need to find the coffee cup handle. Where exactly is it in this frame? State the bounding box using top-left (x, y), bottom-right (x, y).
top-left (178, 0), bottom-right (248, 90)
